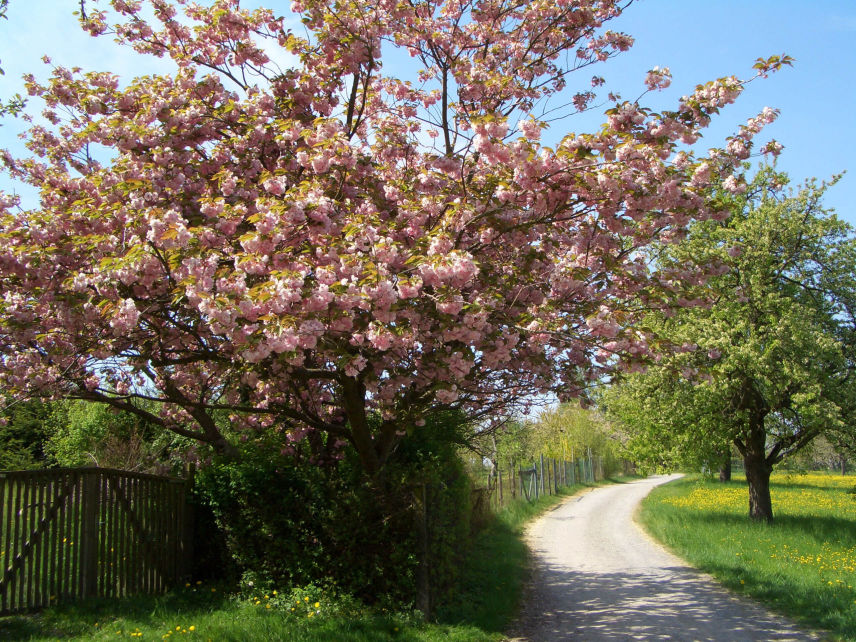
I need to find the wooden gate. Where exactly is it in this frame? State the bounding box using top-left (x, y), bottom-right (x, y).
top-left (0, 467), bottom-right (192, 614)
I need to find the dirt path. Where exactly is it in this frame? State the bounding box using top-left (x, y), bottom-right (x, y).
top-left (507, 475), bottom-right (824, 641)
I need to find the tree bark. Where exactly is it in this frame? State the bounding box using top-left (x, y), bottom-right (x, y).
top-left (743, 451), bottom-right (773, 522)
top-left (341, 378), bottom-right (381, 476)
top-left (718, 455), bottom-right (732, 483)
top-left (841, 454), bottom-right (847, 476)
top-left (733, 384), bottom-right (774, 521)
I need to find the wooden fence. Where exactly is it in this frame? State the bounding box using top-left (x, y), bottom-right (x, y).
top-left (0, 467), bottom-right (192, 615)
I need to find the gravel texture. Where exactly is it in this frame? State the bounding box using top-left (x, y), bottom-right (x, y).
top-left (507, 474), bottom-right (824, 641)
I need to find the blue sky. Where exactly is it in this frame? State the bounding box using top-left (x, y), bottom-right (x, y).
top-left (1, 0), bottom-right (854, 225)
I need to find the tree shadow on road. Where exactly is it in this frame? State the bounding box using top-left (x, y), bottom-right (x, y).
top-left (509, 565), bottom-right (824, 641)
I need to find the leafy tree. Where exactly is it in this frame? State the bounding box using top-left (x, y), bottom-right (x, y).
top-left (0, 397), bottom-right (52, 469)
top-left (0, 0), bottom-right (785, 477)
top-left (44, 399), bottom-right (185, 473)
top-left (523, 402), bottom-right (619, 462)
top-left (603, 167), bottom-right (856, 521)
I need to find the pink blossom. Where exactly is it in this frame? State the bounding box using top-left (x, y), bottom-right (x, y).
top-left (644, 66), bottom-right (671, 91)
top-left (518, 119), bottom-right (541, 140)
top-left (0, 0), bottom-right (785, 475)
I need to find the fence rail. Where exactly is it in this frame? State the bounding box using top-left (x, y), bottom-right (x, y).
top-left (0, 467), bottom-right (192, 615)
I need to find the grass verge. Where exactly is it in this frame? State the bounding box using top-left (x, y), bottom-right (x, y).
top-left (436, 475), bottom-right (638, 632)
top-left (639, 472), bottom-right (856, 641)
top-left (0, 477), bottom-right (633, 641)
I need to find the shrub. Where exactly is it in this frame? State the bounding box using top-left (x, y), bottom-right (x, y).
top-left (192, 410), bottom-right (474, 608)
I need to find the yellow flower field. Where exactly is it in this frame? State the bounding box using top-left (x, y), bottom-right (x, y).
top-left (664, 472), bottom-right (856, 519)
top-left (641, 472), bottom-right (856, 640)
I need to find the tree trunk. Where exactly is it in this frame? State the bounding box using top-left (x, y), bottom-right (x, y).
top-left (718, 456), bottom-right (732, 482)
top-left (841, 455), bottom-right (847, 476)
top-left (734, 391), bottom-right (774, 522)
top-left (743, 452), bottom-right (773, 522)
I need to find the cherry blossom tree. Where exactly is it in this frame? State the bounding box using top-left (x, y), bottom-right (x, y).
top-left (0, 0), bottom-right (785, 475)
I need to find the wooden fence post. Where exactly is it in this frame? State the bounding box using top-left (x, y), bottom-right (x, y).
top-left (180, 464), bottom-right (195, 582)
top-left (79, 471), bottom-right (99, 599)
top-left (498, 469), bottom-right (503, 508)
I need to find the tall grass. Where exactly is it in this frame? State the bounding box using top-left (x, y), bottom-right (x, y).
top-left (639, 472), bottom-right (856, 641)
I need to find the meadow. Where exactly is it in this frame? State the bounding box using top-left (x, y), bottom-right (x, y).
top-left (640, 471), bottom-right (856, 641)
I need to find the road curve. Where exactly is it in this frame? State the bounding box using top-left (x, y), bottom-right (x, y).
top-left (507, 474), bottom-right (823, 641)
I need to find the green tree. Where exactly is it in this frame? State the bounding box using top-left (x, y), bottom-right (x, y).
top-left (0, 398), bottom-right (52, 469)
top-left (479, 402), bottom-right (621, 474)
top-left (528, 403), bottom-right (620, 463)
top-left (44, 399), bottom-right (185, 473)
top-left (603, 167), bottom-right (856, 522)
top-left (599, 372), bottom-right (734, 477)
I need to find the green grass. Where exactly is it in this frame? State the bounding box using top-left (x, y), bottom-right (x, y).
top-left (639, 472), bottom-right (856, 641)
top-left (0, 581), bottom-right (496, 642)
top-left (0, 477), bottom-right (634, 641)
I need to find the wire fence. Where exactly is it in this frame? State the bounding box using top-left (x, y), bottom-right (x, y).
top-left (472, 452), bottom-right (636, 514)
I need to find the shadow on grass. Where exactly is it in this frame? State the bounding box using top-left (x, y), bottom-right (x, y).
top-left (769, 478), bottom-right (853, 492)
top-left (434, 509), bottom-right (531, 632)
top-left (691, 557), bottom-right (856, 640)
top-left (435, 479), bottom-right (640, 633)
top-left (655, 504), bottom-right (856, 550)
top-left (0, 585), bottom-right (232, 641)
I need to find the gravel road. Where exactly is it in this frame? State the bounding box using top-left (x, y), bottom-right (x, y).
top-left (507, 474), bottom-right (824, 641)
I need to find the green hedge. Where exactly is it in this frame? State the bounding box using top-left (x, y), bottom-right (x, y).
top-left (192, 411), bottom-right (474, 608)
